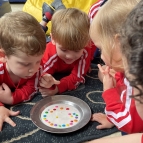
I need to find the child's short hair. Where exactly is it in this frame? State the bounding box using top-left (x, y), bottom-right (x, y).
top-left (90, 0), bottom-right (140, 70)
top-left (0, 11), bottom-right (46, 56)
top-left (51, 8), bottom-right (90, 51)
top-left (121, 0), bottom-right (143, 93)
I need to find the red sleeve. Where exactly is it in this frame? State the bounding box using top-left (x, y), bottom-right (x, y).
top-left (12, 72), bottom-right (39, 105)
top-left (88, 0), bottom-right (104, 22)
top-left (42, 42), bottom-right (57, 75)
top-left (103, 73), bottom-right (143, 133)
top-left (102, 72), bottom-right (135, 133)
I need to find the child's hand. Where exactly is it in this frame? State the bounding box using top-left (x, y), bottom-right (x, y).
top-left (91, 113), bottom-right (114, 129)
top-left (0, 83), bottom-right (13, 104)
top-left (39, 74), bottom-right (60, 88)
top-left (39, 86), bottom-right (59, 97)
top-left (98, 64), bottom-right (114, 91)
top-left (0, 106), bottom-right (20, 131)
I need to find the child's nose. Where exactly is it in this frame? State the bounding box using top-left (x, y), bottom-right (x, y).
top-left (66, 53), bottom-right (74, 59)
top-left (29, 65), bottom-right (39, 74)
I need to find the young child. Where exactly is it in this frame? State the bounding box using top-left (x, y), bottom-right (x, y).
top-left (0, 11), bottom-right (46, 130)
top-left (89, 0), bottom-right (143, 142)
top-left (39, 8), bottom-right (96, 96)
top-left (90, 0), bottom-right (142, 134)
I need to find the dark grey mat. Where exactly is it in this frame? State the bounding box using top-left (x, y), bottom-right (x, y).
top-left (0, 64), bottom-right (119, 143)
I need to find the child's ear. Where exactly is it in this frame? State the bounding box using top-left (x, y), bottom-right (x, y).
top-left (113, 34), bottom-right (122, 61)
top-left (0, 49), bottom-right (6, 63)
top-left (114, 34), bottom-right (121, 46)
top-left (50, 33), bottom-right (56, 45)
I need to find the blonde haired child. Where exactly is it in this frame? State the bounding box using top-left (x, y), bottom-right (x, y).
top-left (90, 0), bottom-right (141, 133)
top-left (0, 11), bottom-right (46, 130)
top-left (89, 0), bottom-right (143, 142)
top-left (39, 8), bottom-right (96, 96)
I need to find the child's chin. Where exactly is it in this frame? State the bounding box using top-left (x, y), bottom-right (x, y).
top-left (23, 76), bottom-right (33, 79)
top-left (66, 62), bottom-right (73, 64)
top-left (64, 60), bottom-right (74, 64)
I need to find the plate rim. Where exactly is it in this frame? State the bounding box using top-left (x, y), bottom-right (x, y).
top-left (30, 95), bottom-right (91, 133)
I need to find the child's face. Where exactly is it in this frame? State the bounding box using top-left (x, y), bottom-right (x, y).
top-left (5, 50), bottom-right (43, 79)
top-left (90, 27), bottom-right (123, 71)
top-left (90, 32), bottom-right (111, 67)
top-left (55, 42), bottom-right (84, 64)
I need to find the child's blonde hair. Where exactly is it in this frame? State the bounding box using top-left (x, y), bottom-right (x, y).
top-left (90, 0), bottom-right (140, 70)
top-left (0, 11), bottom-right (46, 56)
top-left (51, 8), bottom-right (90, 51)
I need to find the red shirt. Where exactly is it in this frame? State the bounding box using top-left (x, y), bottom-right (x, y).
top-left (103, 72), bottom-right (143, 133)
top-left (42, 42), bottom-right (96, 93)
top-left (0, 63), bottom-right (40, 106)
top-left (88, 0), bottom-right (104, 23)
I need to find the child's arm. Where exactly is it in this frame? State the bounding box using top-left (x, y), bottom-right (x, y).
top-left (101, 73), bottom-right (140, 133)
top-left (0, 83), bottom-right (13, 104)
top-left (88, 133), bottom-right (143, 143)
top-left (0, 74), bottom-right (37, 105)
top-left (11, 72), bottom-right (39, 105)
top-left (97, 65), bottom-right (139, 133)
top-left (0, 106), bottom-right (20, 131)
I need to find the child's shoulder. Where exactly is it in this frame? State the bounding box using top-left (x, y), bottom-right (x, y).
top-left (45, 42), bottom-right (57, 55)
top-left (42, 42), bottom-right (58, 60)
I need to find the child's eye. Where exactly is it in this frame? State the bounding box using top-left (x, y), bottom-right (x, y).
top-left (20, 63), bottom-right (30, 66)
top-left (22, 64), bottom-right (30, 66)
top-left (61, 49), bottom-right (67, 52)
top-left (75, 50), bottom-right (81, 53)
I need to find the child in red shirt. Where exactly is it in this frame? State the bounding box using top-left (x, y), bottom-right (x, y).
top-left (89, 0), bottom-right (143, 142)
top-left (90, 0), bottom-right (141, 133)
top-left (0, 11), bottom-right (46, 130)
top-left (39, 8), bottom-right (96, 96)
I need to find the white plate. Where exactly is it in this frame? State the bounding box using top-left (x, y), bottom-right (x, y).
top-left (30, 95), bottom-right (91, 133)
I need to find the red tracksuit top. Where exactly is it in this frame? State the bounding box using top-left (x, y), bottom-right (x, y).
top-left (88, 0), bottom-right (104, 23)
top-left (0, 62), bottom-right (40, 106)
top-left (103, 72), bottom-right (143, 133)
top-left (42, 42), bottom-right (96, 93)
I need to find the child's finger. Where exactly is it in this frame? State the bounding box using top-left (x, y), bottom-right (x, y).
top-left (53, 78), bottom-right (60, 85)
top-left (6, 110), bottom-right (20, 127)
top-left (97, 64), bottom-right (105, 73)
top-left (2, 83), bottom-right (9, 90)
top-left (39, 77), bottom-right (48, 85)
top-left (5, 117), bottom-right (16, 127)
top-left (104, 66), bottom-right (110, 73)
top-left (9, 110), bottom-right (20, 116)
top-left (39, 82), bottom-right (46, 88)
top-left (0, 119), bottom-right (3, 131)
top-left (96, 124), bottom-right (106, 130)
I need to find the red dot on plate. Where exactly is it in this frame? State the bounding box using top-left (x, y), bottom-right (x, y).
top-left (66, 108), bottom-right (69, 110)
